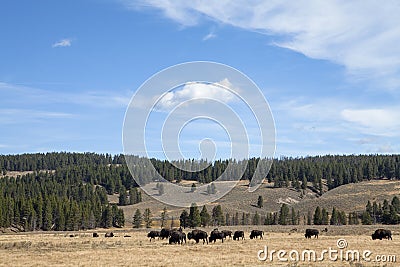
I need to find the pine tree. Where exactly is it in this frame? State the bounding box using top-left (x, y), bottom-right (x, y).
top-left (391, 196), bottom-right (400, 213)
top-left (313, 206), bottom-right (322, 225)
top-left (101, 205), bottom-right (113, 228)
top-left (42, 199), bottom-right (53, 231)
top-left (189, 203), bottom-right (201, 227)
top-left (179, 210), bottom-right (189, 229)
top-left (361, 211), bottom-right (372, 225)
top-left (143, 208), bottom-right (152, 228)
top-left (338, 211), bottom-right (347, 225)
top-left (321, 208), bottom-right (329, 225)
top-left (330, 207), bottom-right (338, 225)
top-left (133, 209), bottom-right (142, 228)
top-left (118, 186), bottom-right (128, 206)
top-left (278, 204), bottom-right (289, 225)
top-left (290, 207), bottom-right (297, 225)
top-left (211, 205), bottom-right (224, 226)
top-left (301, 175), bottom-right (307, 190)
top-left (307, 210), bottom-right (312, 225)
top-left (160, 207), bottom-right (168, 228)
top-left (257, 196), bottom-right (263, 208)
top-left (253, 212), bottom-right (260, 225)
top-left (200, 205), bottom-right (210, 227)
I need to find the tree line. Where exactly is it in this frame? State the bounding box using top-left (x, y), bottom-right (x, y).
top-left (2, 153), bottom-right (400, 193)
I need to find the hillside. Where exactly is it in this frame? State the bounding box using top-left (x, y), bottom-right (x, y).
top-left (115, 179), bottom-right (400, 226)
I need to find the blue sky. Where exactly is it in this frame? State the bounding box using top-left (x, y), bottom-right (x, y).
top-left (1, 0), bottom-right (400, 158)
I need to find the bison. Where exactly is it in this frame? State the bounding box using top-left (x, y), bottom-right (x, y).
top-left (233, 231), bottom-right (244, 241)
top-left (187, 229), bottom-right (208, 244)
top-left (372, 229), bottom-right (392, 240)
top-left (92, 232), bottom-right (99, 238)
top-left (250, 230), bottom-right (263, 239)
top-left (160, 228), bottom-right (171, 239)
top-left (105, 232), bottom-right (114, 238)
top-left (221, 230), bottom-right (232, 239)
top-left (305, 229), bottom-right (319, 239)
top-left (209, 229), bottom-right (224, 243)
top-left (147, 230), bottom-right (160, 241)
top-left (169, 231), bottom-right (186, 245)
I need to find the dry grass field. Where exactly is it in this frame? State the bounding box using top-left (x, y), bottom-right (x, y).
top-left (0, 226), bottom-right (398, 267)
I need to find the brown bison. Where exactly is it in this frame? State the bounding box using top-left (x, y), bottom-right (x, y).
top-left (147, 230), bottom-right (160, 241)
top-left (105, 232), bottom-right (114, 238)
top-left (250, 230), bottom-right (263, 239)
top-left (92, 232), bottom-right (99, 237)
top-left (233, 231), bottom-right (244, 240)
top-left (305, 229), bottom-right (319, 239)
top-left (187, 229), bottom-right (208, 244)
top-left (169, 231), bottom-right (186, 245)
top-left (372, 229), bottom-right (392, 240)
top-left (209, 229), bottom-right (224, 243)
top-left (160, 228), bottom-right (171, 239)
top-left (221, 230), bottom-right (232, 239)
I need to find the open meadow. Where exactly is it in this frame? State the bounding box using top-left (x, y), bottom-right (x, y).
top-left (0, 226), bottom-right (399, 267)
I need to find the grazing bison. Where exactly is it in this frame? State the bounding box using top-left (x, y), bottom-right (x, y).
top-left (372, 229), bottom-right (392, 240)
top-left (105, 232), bottom-right (114, 238)
top-left (209, 229), bottom-right (225, 243)
top-left (160, 228), bottom-right (171, 240)
top-left (169, 231), bottom-right (186, 245)
top-left (221, 230), bottom-right (232, 239)
top-left (305, 229), bottom-right (319, 239)
top-left (250, 230), bottom-right (263, 239)
top-left (147, 230), bottom-right (160, 241)
top-left (187, 229), bottom-right (208, 244)
top-left (92, 232), bottom-right (99, 238)
top-left (233, 231), bottom-right (245, 241)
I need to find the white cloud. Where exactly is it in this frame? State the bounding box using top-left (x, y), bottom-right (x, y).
top-left (203, 32), bottom-right (216, 41)
top-left (52, 38), bottom-right (72, 48)
top-left (156, 78), bottom-right (238, 110)
top-left (124, 0), bottom-right (400, 89)
top-left (341, 108), bottom-right (400, 136)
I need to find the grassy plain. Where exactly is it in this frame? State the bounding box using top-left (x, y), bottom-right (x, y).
top-left (0, 225), bottom-right (398, 267)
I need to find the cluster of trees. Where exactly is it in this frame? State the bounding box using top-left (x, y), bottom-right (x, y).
top-left (268, 155), bottom-right (400, 191)
top-left (118, 187), bottom-right (142, 206)
top-left (0, 172), bottom-right (124, 231)
top-left (177, 204), bottom-right (300, 227)
top-left (132, 207), bottom-right (177, 229)
top-left (310, 206), bottom-right (348, 225)
top-left (361, 196), bottom-right (400, 225)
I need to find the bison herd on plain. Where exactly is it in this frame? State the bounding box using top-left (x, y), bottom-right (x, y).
top-left (86, 227), bottom-right (393, 244)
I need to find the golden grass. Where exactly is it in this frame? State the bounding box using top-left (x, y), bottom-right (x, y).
top-left (0, 226), bottom-right (398, 267)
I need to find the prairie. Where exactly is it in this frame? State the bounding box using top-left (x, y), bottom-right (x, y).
top-left (0, 225), bottom-right (398, 267)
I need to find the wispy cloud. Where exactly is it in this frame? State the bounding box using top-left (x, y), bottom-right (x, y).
top-left (123, 1), bottom-right (400, 89)
top-left (52, 38), bottom-right (72, 48)
top-left (203, 31), bottom-right (216, 41)
top-left (0, 108), bottom-right (75, 124)
top-left (341, 108), bottom-right (400, 137)
top-left (0, 82), bottom-right (132, 108)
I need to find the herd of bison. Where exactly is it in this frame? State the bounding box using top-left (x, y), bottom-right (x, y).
top-left (90, 227), bottom-right (393, 245)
